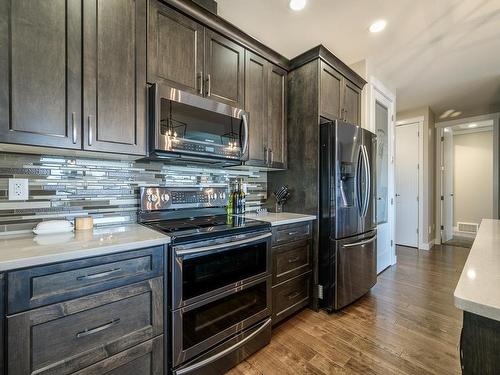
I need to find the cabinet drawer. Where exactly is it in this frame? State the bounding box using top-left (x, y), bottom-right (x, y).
top-left (7, 246), bottom-right (164, 314)
top-left (272, 239), bottom-right (311, 285)
top-left (72, 336), bottom-right (163, 375)
top-left (272, 222), bottom-right (312, 245)
top-left (272, 272), bottom-right (311, 325)
top-left (7, 278), bottom-right (163, 375)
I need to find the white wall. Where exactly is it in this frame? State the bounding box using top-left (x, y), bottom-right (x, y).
top-left (453, 130), bottom-right (494, 226)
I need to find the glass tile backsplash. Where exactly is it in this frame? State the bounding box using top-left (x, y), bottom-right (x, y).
top-left (0, 153), bottom-right (267, 234)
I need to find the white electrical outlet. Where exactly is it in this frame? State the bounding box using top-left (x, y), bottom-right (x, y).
top-left (8, 178), bottom-right (29, 201)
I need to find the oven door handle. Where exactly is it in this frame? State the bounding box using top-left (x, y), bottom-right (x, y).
top-left (175, 232), bottom-right (272, 257)
top-left (174, 318), bottom-right (272, 375)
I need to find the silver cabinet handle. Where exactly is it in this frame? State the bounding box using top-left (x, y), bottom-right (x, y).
top-left (174, 318), bottom-right (272, 375)
top-left (198, 72), bottom-right (203, 95)
top-left (76, 318), bottom-right (120, 339)
top-left (76, 267), bottom-right (121, 281)
top-left (287, 231), bottom-right (299, 236)
top-left (270, 149), bottom-right (274, 165)
top-left (288, 256), bottom-right (300, 263)
top-left (88, 115), bottom-right (93, 146)
top-left (206, 74), bottom-right (211, 96)
top-left (71, 112), bottom-right (77, 144)
top-left (264, 146), bottom-right (268, 164)
top-left (287, 291), bottom-right (301, 300)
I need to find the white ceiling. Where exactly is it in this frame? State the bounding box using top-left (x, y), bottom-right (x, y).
top-left (217, 0), bottom-right (500, 117)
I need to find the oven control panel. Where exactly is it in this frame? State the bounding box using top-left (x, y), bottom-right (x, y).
top-left (140, 186), bottom-right (229, 211)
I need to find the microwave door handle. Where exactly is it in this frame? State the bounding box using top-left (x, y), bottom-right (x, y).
top-left (175, 232), bottom-right (272, 256)
top-left (174, 318), bottom-right (272, 375)
top-left (241, 113), bottom-right (249, 157)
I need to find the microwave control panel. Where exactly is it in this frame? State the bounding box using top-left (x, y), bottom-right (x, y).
top-left (140, 186), bottom-right (229, 210)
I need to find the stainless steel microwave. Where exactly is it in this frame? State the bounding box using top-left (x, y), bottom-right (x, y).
top-left (148, 83), bottom-right (249, 165)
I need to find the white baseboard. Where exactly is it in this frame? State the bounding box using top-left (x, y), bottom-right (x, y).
top-left (419, 239), bottom-right (435, 251)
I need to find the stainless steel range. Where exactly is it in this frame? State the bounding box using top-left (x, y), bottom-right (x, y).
top-left (138, 186), bottom-right (272, 375)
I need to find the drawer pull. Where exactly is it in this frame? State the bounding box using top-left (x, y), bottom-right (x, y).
top-left (76, 267), bottom-right (122, 281)
top-left (287, 231), bottom-right (299, 236)
top-left (287, 291), bottom-right (301, 300)
top-left (76, 318), bottom-right (121, 339)
top-left (288, 256), bottom-right (301, 263)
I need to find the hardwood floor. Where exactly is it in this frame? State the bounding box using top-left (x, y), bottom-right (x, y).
top-left (228, 244), bottom-right (470, 375)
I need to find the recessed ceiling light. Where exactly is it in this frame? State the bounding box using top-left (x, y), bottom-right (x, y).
top-left (369, 20), bottom-right (387, 33)
top-left (450, 111), bottom-right (462, 117)
top-left (468, 123), bottom-right (478, 128)
top-left (289, 0), bottom-right (306, 11)
top-left (440, 109), bottom-right (455, 119)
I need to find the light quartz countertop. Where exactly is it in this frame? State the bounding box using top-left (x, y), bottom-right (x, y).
top-left (242, 212), bottom-right (316, 226)
top-left (0, 224), bottom-right (170, 271)
top-left (454, 219), bottom-right (500, 321)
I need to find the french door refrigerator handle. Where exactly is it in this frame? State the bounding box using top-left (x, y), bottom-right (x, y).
top-left (354, 146), bottom-right (363, 217)
top-left (362, 145), bottom-right (371, 217)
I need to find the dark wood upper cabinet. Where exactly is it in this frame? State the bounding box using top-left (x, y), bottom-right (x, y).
top-left (148, 1), bottom-right (204, 94)
top-left (320, 61), bottom-right (362, 126)
top-left (343, 79), bottom-right (362, 126)
top-left (0, 0), bottom-right (82, 149)
top-left (244, 51), bottom-right (268, 166)
top-left (205, 29), bottom-right (245, 108)
top-left (320, 61), bottom-right (342, 121)
top-left (83, 0), bottom-right (147, 156)
top-left (268, 65), bottom-right (287, 169)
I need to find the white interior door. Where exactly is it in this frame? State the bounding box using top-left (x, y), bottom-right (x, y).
top-left (441, 129), bottom-right (454, 242)
top-left (374, 99), bottom-right (393, 273)
top-left (395, 123), bottom-right (419, 247)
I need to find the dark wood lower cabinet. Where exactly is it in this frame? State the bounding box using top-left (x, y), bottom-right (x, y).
top-left (72, 336), bottom-right (163, 375)
top-left (270, 221), bottom-right (314, 326)
top-left (461, 311), bottom-right (500, 374)
top-left (7, 277), bottom-right (163, 375)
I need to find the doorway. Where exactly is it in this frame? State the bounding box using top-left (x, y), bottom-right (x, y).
top-left (440, 120), bottom-right (494, 247)
top-left (395, 121), bottom-right (421, 248)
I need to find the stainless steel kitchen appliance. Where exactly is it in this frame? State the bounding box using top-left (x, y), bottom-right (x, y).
top-left (138, 186), bottom-right (272, 375)
top-left (318, 119), bottom-right (377, 311)
top-left (148, 83), bottom-right (249, 166)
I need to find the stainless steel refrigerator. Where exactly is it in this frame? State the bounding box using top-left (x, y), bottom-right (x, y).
top-left (318, 119), bottom-right (377, 311)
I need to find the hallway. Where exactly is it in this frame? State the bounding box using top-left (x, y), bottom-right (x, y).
top-left (229, 245), bottom-right (470, 374)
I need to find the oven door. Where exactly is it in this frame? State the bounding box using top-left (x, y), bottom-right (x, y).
top-left (150, 83), bottom-right (249, 163)
top-left (172, 276), bottom-right (271, 367)
top-left (171, 231), bottom-right (272, 309)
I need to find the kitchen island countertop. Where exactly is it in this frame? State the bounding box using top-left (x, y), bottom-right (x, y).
top-left (454, 219), bottom-right (500, 321)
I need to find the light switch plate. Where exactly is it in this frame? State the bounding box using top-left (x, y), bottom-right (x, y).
top-left (8, 178), bottom-right (29, 200)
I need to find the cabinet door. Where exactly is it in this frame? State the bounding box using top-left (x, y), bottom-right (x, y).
top-left (320, 61), bottom-right (343, 121)
top-left (0, 0), bottom-right (81, 149)
top-left (205, 30), bottom-right (245, 107)
top-left (83, 0), bottom-right (147, 155)
top-left (268, 65), bottom-right (287, 169)
top-left (148, 1), bottom-right (204, 94)
top-left (343, 79), bottom-right (362, 126)
top-left (244, 51), bottom-right (268, 166)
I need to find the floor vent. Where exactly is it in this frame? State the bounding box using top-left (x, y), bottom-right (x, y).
top-left (457, 222), bottom-right (479, 234)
